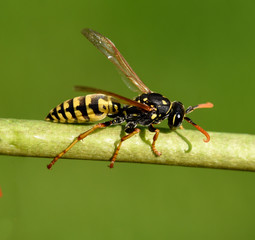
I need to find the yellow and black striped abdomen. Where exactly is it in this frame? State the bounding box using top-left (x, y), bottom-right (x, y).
top-left (45, 94), bottom-right (120, 123)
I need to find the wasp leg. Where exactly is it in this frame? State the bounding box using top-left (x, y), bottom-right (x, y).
top-left (148, 125), bottom-right (161, 156)
top-left (47, 121), bottom-right (113, 169)
top-left (109, 128), bottom-right (140, 168)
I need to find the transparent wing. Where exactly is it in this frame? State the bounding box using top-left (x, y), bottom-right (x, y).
top-left (81, 28), bottom-right (152, 94)
top-left (74, 86), bottom-right (152, 112)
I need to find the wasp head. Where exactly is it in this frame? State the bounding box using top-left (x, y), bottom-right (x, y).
top-left (168, 101), bottom-right (213, 142)
top-left (168, 101), bottom-right (185, 129)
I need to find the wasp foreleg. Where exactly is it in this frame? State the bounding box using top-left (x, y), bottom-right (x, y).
top-left (148, 124), bottom-right (162, 156)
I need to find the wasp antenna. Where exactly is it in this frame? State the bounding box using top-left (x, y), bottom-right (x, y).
top-left (184, 117), bottom-right (210, 142)
top-left (186, 102), bottom-right (214, 114)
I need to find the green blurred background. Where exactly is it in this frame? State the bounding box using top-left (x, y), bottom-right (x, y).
top-left (1, 0), bottom-right (255, 239)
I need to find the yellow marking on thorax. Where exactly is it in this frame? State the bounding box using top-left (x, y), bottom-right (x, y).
top-left (151, 113), bottom-right (157, 120)
top-left (162, 100), bottom-right (167, 105)
top-left (166, 102), bottom-right (172, 114)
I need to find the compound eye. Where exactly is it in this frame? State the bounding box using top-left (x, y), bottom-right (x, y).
top-left (176, 113), bottom-right (181, 119)
top-left (168, 101), bottom-right (185, 129)
top-left (173, 112), bottom-right (184, 127)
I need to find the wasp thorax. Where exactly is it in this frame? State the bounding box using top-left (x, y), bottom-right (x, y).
top-left (168, 101), bottom-right (185, 129)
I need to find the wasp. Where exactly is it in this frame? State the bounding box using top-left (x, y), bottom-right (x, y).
top-left (46, 28), bottom-right (213, 169)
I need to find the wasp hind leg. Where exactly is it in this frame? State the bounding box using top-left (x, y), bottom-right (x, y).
top-left (47, 121), bottom-right (114, 169)
top-left (148, 125), bottom-right (161, 156)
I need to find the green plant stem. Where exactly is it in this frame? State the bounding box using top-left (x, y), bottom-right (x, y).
top-left (0, 118), bottom-right (254, 171)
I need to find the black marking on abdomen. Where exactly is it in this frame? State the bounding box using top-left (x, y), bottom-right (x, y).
top-left (89, 95), bottom-right (107, 116)
top-left (52, 107), bottom-right (60, 120)
top-left (65, 99), bottom-right (76, 119)
top-left (76, 96), bottom-right (89, 119)
top-left (58, 102), bottom-right (67, 120)
top-left (46, 113), bottom-right (54, 121)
